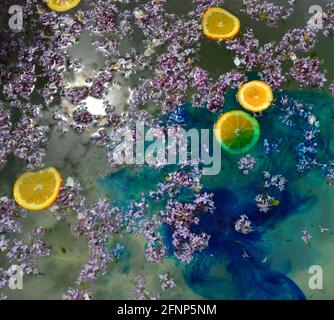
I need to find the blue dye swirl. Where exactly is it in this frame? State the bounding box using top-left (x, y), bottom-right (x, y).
top-left (99, 90), bottom-right (334, 300)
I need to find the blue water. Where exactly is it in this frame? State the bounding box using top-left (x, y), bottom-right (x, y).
top-left (99, 90), bottom-right (334, 300)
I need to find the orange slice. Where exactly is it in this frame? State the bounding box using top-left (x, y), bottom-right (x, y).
top-left (214, 110), bottom-right (260, 155)
top-left (202, 7), bottom-right (240, 41)
top-left (47, 0), bottom-right (81, 12)
top-left (13, 167), bottom-right (63, 211)
top-left (237, 80), bottom-right (273, 113)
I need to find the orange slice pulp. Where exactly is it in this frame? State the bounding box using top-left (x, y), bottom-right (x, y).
top-left (47, 0), bottom-right (81, 12)
top-left (202, 7), bottom-right (241, 41)
top-left (13, 167), bottom-right (63, 211)
top-left (237, 80), bottom-right (274, 113)
top-left (214, 110), bottom-right (261, 155)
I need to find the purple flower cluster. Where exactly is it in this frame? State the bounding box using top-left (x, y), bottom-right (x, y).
top-left (290, 58), bottom-right (327, 89)
top-left (263, 171), bottom-right (287, 192)
top-left (33, 159), bottom-right (213, 298)
top-left (263, 138), bottom-right (282, 155)
top-left (89, 70), bottom-right (114, 99)
top-left (132, 274), bottom-right (160, 300)
top-left (278, 95), bottom-right (313, 127)
top-left (241, 0), bottom-right (294, 28)
top-left (63, 287), bottom-right (92, 301)
top-left (71, 107), bottom-right (94, 133)
top-left (0, 103), bottom-right (47, 169)
top-left (226, 29), bottom-right (260, 71)
top-left (238, 154), bottom-right (257, 175)
top-left (132, 274), bottom-right (148, 299)
top-left (150, 169), bottom-right (202, 200)
top-left (11, 115), bottom-right (48, 168)
top-left (193, 71), bottom-right (246, 111)
top-left (301, 229), bottom-right (312, 245)
top-left (159, 273), bottom-right (176, 291)
top-left (7, 228), bottom-right (50, 275)
top-left (0, 197), bottom-right (26, 234)
top-left (329, 81), bottom-right (334, 96)
top-left (74, 199), bottom-right (122, 284)
top-left (81, 0), bottom-right (117, 35)
top-left (0, 196), bottom-right (49, 283)
top-left (277, 27), bottom-right (318, 57)
top-left (140, 215), bottom-right (167, 263)
top-left (325, 166), bottom-right (334, 186)
top-left (235, 215), bottom-right (253, 234)
top-left (255, 171), bottom-right (287, 213)
top-left (160, 192), bottom-right (214, 263)
top-left (255, 193), bottom-right (274, 213)
top-left (0, 109), bottom-right (12, 168)
top-left (324, 3), bottom-right (334, 37)
top-left (0, 196), bottom-right (47, 297)
top-left (227, 25), bottom-right (322, 90)
top-left (64, 87), bottom-right (89, 105)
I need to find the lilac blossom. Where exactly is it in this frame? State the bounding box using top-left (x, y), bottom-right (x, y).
top-left (235, 215), bottom-right (253, 234)
top-left (160, 193), bottom-right (214, 263)
top-left (0, 197), bottom-right (26, 234)
top-left (238, 154), bottom-right (257, 175)
top-left (0, 268), bottom-right (11, 291)
top-left (11, 115), bottom-right (48, 168)
top-left (71, 107), bottom-right (94, 132)
top-left (132, 274), bottom-right (160, 300)
top-left (0, 234), bottom-right (9, 252)
top-left (263, 138), bottom-right (282, 155)
top-left (159, 273), bottom-right (176, 291)
top-left (289, 58), bottom-right (327, 89)
top-left (55, 177), bottom-right (87, 219)
top-left (226, 29), bottom-right (260, 71)
top-left (255, 172), bottom-right (286, 213)
top-left (241, 0), bottom-right (294, 28)
top-left (151, 168), bottom-right (203, 199)
top-left (278, 96), bottom-right (313, 127)
top-left (6, 228), bottom-right (50, 275)
top-left (63, 287), bottom-right (93, 301)
top-left (0, 197), bottom-right (50, 288)
top-left (277, 27), bottom-right (318, 58)
top-left (0, 103), bottom-right (47, 169)
top-left (324, 3), bottom-right (334, 37)
top-left (192, 70), bottom-right (247, 111)
top-left (263, 171), bottom-right (287, 192)
top-left (301, 230), bottom-right (312, 245)
top-left (329, 81), bottom-right (334, 96)
top-left (325, 163), bottom-right (334, 186)
top-left (74, 200), bottom-right (122, 284)
top-left (89, 70), bottom-right (114, 99)
top-left (140, 215), bottom-right (167, 263)
top-left (255, 193), bottom-right (274, 213)
top-left (64, 87), bottom-right (89, 105)
top-left (0, 108), bottom-right (12, 168)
